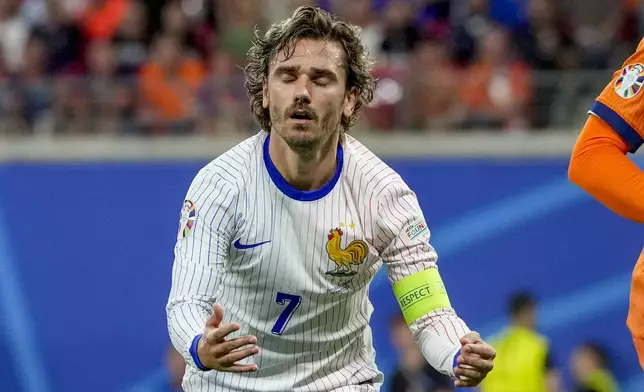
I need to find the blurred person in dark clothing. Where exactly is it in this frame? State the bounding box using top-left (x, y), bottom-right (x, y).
top-left (31, 0), bottom-right (84, 74)
top-left (571, 342), bottom-right (619, 392)
top-left (451, 0), bottom-right (491, 66)
top-left (512, 0), bottom-right (577, 129)
top-left (85, 39), bottom-right (138, 134)
top-left (515, 0), bottom-right (576, 71)
top-left (415, 0), bottom-right (451, 41)
top-left (179, 0), bottom-right (221, 59)
top-left (388, 314), bottom-right (453, 392)
top-left (481, 291), bottom-right (561, 392)
top-left (9, 33), bottom-right (53, 133)
top-left (380, 0), bottom-right (420, 64)
top-left (112, 0), bottom-right (150, 75)
top-left (560, 0), bottom-right (625, 69)
top-left (160, 1), bottom-right (201, 57)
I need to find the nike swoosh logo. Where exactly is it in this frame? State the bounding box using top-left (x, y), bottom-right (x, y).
top-left (233, 239), bottom-right (271, 250)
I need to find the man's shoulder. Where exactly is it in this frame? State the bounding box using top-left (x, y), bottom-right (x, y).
top-left (197, 132), bottom-right (264, 189)
top-left (344, 135), bottom-right (410, 194)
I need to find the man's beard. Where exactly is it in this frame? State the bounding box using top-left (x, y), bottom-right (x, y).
top-left (270, 105), bottom-right (340, 152)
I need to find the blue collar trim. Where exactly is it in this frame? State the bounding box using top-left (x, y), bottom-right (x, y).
top-left (263, 135), bottom-right (343, 202)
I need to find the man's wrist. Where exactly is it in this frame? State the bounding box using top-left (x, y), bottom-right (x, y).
top-left (452, 348), bottom-right (462, 378)
top-left (189, 334), bottom-right (210, 371)
top-left (415, 327), bottom-right (463, 378)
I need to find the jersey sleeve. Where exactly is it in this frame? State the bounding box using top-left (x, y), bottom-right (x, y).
top-left (166, 168), bottom-right (238, 369)
top-left (590, 39), bottom-right (644, 153)
top-left (376, 183), bottom-right (470, 377)
top-left (376, 183), bottom-right (437, 282)
top-left (569, 114), bottom-right (644, 222)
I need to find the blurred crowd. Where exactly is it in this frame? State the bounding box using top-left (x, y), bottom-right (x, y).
top-left (0, 0), bottom-right (643, 136)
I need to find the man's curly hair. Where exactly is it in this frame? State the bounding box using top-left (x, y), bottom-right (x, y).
top-left (245, 6), bottom-right (376, 132)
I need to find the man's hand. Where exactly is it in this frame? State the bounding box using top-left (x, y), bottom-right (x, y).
top-left (196, 304), bottom-right (260, 372)
top-left (453, 331), bottom-right (495, 387)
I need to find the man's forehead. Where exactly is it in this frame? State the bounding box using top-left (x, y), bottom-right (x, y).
top-left (272, 39), bottom-right (344, 69)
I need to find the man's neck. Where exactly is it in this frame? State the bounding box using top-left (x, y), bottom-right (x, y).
top-left (512, 320), bottom-right (533, 330)
top-left (268, 132), bottom-right (340, 191)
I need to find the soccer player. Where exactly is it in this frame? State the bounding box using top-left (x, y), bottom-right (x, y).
top-left (568, 40), bottom-right (644, 370)
top-left (167, 6), bottom-right (496, 391)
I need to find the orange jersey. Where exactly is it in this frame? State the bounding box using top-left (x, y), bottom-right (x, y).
top-left (569, 39), bottom-right (644, 371)
top-left (568, 39), bottom-right (644, 223)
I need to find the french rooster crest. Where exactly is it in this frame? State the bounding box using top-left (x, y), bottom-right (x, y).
top-left (325, 227), bottom-right (368, 276)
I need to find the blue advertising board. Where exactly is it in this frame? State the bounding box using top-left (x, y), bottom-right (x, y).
top-left (1, 157), bottom-right (642, 392)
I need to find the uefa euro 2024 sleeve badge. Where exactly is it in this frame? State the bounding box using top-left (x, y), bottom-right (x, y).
top-left (615, 64), bottom-right (644, 99)
top-left (178, 200), bottom-right (196, 239)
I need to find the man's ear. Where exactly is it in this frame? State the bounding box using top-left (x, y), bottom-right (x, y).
top-left (343, 87), bottom-right (357, 118)
top-left (262, 82), bottom-right (269, 109)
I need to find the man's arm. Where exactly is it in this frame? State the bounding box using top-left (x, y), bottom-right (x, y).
top-left (568, 38), bottom-right (644, 222)
top-left (166, 169), bottom-right (237, 369)
top-left (376, 183), bottom-right (493, 382)
top-left (569, 114), bottom-right (644, 222)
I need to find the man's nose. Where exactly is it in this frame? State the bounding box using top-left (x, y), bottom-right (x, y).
top-left (293, 76), bottom-right (312, 104)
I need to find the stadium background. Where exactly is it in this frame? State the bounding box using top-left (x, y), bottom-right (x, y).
top-left (1, 0), bottom-right (644, 391)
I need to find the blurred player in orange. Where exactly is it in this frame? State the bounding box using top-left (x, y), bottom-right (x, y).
top-left (568, 39), bottom-right (644, 370)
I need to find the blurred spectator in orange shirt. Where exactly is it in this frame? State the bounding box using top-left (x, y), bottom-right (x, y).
top-left (461, 25), bottom-right (532, 131)
top-left (80, 0), bottom-right (130, 41)
top-left (139, 34), bottom-right (205, 134)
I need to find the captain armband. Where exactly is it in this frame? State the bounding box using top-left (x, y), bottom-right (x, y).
top-left (393, 268), bottom-right (451, 325)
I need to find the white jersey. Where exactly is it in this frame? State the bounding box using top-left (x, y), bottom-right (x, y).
top-left (167, 132), bottom-right (468, 392)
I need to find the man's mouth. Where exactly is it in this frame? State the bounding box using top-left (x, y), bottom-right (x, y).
top-left (289, 111), bottom-right (314, 121)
